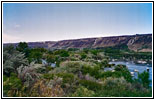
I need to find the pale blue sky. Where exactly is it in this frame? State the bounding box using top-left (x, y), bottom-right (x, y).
top-left (3, 3), bottom-right (152, 43)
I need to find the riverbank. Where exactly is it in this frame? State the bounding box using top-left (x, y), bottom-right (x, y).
top-left (109, 61), bottom-right (152, 86)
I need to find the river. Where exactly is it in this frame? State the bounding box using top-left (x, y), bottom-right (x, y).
top-left (109, 61), bottom-right (152, 86)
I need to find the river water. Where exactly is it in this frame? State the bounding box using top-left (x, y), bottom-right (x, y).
top-left (109, 61), bottom-right (152, 86)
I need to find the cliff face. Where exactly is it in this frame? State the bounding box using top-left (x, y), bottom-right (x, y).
top-left (3, 34), bottom-right (152, 52)
top-left (127, 34), bottom-right (152, 52)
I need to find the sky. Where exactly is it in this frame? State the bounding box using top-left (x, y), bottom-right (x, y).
top-left (3, 3), bottom-right (152, 43)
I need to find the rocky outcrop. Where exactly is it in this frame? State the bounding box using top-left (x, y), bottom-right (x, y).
top-left (3, 34), bottom-right (152, 52)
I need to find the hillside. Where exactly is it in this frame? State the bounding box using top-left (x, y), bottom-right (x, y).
top-left (4, 34), bottom-right (152, 52)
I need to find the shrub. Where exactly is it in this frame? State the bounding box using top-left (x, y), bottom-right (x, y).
top-left (3, 73), bottom-right (23, 97)
top-left (84, 74), bottom-right (96, 82)
top-left (56, 73), bottom-right (75, 85)
top-left (3, 46), bottom-right (28, 76)
top-left (114, 64), bottom-right (126, 71)
top-left (80, 53), bottom-right (87, 60)
top-left (71, 86), bottom-right (95, 97)
top-left (103, 77), bottom-right (127, 89)
top-left (82, 64), bottom-right (101, 79)
top-left (57, 61), bottom-right (93, 74)
top-left (114, 65), bottom-right (133, 82)
top-left (94, 87), bottom-right (152, 97)
top-left (93, 77), bottom-right (152, 97)
top-left (90, 50), bottom-right (98, 55)
top-left (17, 64), bottom-right (40, 88)
top-left (54, 49), bottom-right (69, 57)
top-left (46, 66), bottom-right (53, 71)
top-left (46, 54), bottom-right (55, 63)
top-left (137, 71), bottom-right (150, 88)
top-left (56, 73), bottom-right (78, 95)
top-left (43, 73), bottom-right (54, 80)
top-left (36, 67), bottom-right (46, 73)
top-left (79, 79), bottom-right (102, 91)
top-left (29, 79), bottom-right (64, 97)
top-left (100, 71), bottom-right (121, 79)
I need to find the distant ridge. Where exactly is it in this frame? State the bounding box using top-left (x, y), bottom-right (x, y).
top-left (3, 34), bottom-right (152, 52)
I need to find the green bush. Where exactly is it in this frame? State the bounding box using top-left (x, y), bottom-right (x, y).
top-left (3, 73), bottom-right (23, 97)
top-left (36, 67), bottom-right (46, 73)
top-left (94, 88), bottom-right (152, 97)
top-left (46, 54), bottom-right (55, 63)
top-left (43, 73), bottom-right (54, 80)
top-left (114, 65), bottom-right (132, 82)
top-left (54, 49), bottom-right (69, 57)
top-left (100, 71), bottom-right (121, 79)
top-left (56, 73), bottom-right (77, 95)
top-left (3, 46), bottom-right (28, 76)
top-left (71, 86), bottom-right (95, 97)
top-left (114, 64), bottom-right (126, 71)
top-left (94, 77), bottom-right (152, 97)
top-left (82, 65), bottom-right (101, 79)
top-left (80, 53), bottom-right (87, 59)
top-left (79, 79), bottom-right (102, 91)
top-left (46, 66), bottom-right (53, 72)
top-left (58, 61), bottom-right (90, 74)
top-left (103, 77), bottom-right (127, 89)
top-left (56, 73), bottom-right (75, 84)
top-left (137, 71), bottom-right (150, 88)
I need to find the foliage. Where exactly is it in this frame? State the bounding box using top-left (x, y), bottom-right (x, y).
top-left (101, 59), bottom-right (108, 66)
top-left (54, 49), bottom-right (69, 57)
top-left (46, 54), bottom-right (55, 63)
top-left (104, 47), bottom-right (152, 61)
top-left (17, 63), bottom-right (40, 88)
top-left (94, 77), bottom-right (152, 97)
top-left (56, 73), bottom-right (78, 95)
top-left (3, 45), bottom-right (28, 76)
top-left (71, 86), bottom-right (95, 97)
top-left (56, 73), bottom-right (75, 85)
top-left (55, 61), bottom-right (88, 74)
top-left (103, 77), bottom-right (127, 89)
top-left (100, 71), bottom-right (121, 79)
top-left (16, 42), bottom-right (28, 53)
top-left (27, 49), bottom-right (43, 63)
top-left (114, 65), bottom-right (133, 82)
top-left (3, 73), bottom-right (23, 97)
top-left (43, 73), bottom-right (54, 80)
top-left (114, 64), bottom-right (126, 71)
top-left (3, 45), bottom-right (152, 97)
top-left (90, 49), bottom-right (98, 55)
top-left (29, 79), bottom-right (64, 97)
top-left (80, 52), bottom-right (87, 60)
top-left (36, 67), bottom-right (46, 73)
top-left (94, 87), bottom-right (152, 97)
top-left (82, 64), bottom-right (101, 79)
top-left (45, 66), bottom-right (53, 72)
top-left (79, 79), bottom-right (102, 91)
top-left (137, 71), bottom-right (151, 88)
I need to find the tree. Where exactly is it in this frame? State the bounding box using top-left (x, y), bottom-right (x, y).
top-left (27, 48), bottom-right (43, 63)
top-left (16, 42), bottom-right (30, 58)
top-left (16, 42), bottom-right (28, 52)
top-left (138, 71), bottom-right (150, 88)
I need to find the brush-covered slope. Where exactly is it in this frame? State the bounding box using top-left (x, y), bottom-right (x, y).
top-left (3, 34), bottom-right (152, 52)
